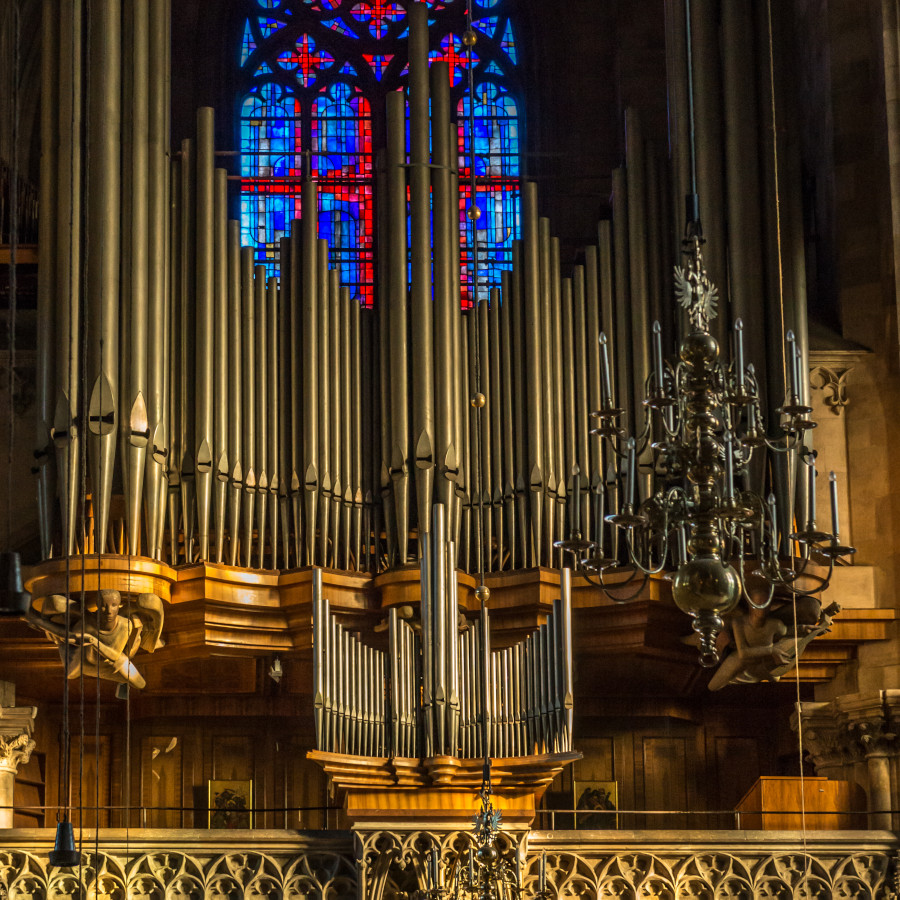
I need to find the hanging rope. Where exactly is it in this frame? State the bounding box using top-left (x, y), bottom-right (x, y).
top-left (6, 0), bottom-right (19, 553)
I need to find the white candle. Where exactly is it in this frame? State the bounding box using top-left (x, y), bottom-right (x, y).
top-left (625, 438), bottom-right (636, 507)
top-left (768, 493), bottom-right (779, 554)
top-left (807, 457), bottom-right (817, 524)
top-left (652, 320), bottom-right (664, 390)
top-left (599, 333), bottom-right (613, 407)
top-left (724, 432), bottom-right (734, 501)
top-left (734, 318), bottom-right (745, 388)
top-left (786, 330), bottom-right (799, 401)
top-left (540, 851), bottom-right (546, 893)
top-left (829, 470), bottom-right (840, 536)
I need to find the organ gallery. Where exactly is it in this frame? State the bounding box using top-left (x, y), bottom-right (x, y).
top-left (1, 0), bottom-right (900, 898)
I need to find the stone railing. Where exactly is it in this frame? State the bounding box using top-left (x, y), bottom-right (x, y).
top-left (0, 828), bottom-right (897, 900)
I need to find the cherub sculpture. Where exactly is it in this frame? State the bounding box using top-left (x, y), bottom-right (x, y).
top-left (26, 589), bottom-right (164, 696)
top-left (707, 596), bottom-right (839, 691)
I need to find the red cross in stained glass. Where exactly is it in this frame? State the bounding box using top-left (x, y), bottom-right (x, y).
top-left (351, 0), bottom-right (405, 40)
top-left (429, 35), bottom-right (475, 85)
top-left (278, 35), bottom-right (335, 87)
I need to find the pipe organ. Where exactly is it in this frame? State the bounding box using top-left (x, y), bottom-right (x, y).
top-left (34, 0), bottom-right (812, 579)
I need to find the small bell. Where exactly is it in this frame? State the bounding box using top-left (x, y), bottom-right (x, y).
top-left (0, 552), bottom-right (30, 617)
top-left (48, 817), bottom-right (79, 867)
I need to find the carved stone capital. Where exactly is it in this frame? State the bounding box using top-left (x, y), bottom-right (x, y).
top-left (0, 704), bottom-right (37, 774)
top-left (0, 732), bottom-right (35, 774)
top-left (809, 364), bottom-right (853, 415)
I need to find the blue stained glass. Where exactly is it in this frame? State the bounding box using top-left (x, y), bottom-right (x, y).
top-left (499, 20), bottom-right (516, 62)
top-left (242, 21), bottom-right (256, 65)
top-left (255, 61), bottom-right (274, 75)
top-left (366, 54), bottom-right (393, 80)
top-left (339, 61), bottom-right (358, 75)
top-left (258, 16), bottom-right (282, 37)
top-left (473, 16), bottom-right (498, 38)
top-left (483, 60), bottom-right (504, 77)
top-left (326, 17), bottom-right (357, 37)
top-left (458, 82), bottom-right (519, 303)
top-left (459, 84), bottom-right (519, 177)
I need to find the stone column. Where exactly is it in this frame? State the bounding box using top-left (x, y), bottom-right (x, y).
top-left (795, 690), bottom-right (900, 830)
top-left (0, 682), bottom-right (37, 829)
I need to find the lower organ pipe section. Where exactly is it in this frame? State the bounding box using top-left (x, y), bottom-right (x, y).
top-left (312, 564), bottom-right (574, 760)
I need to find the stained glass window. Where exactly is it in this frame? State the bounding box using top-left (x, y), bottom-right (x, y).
top-left (239, 0), bottom-right (521, 305)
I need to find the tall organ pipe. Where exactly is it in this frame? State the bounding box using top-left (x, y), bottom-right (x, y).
top-left (509, 244), bottom-right (528, 568)
top-left (278, 237), bottom-right (292, 567)
top-left (255, 268), bottom-right (269, 569)
top-left (179, 137), bottom-right (196, 561)
top-left (301, 181), bottom-right (319, 565)
top-left (145, 0), bottom-right (171, 560)
top-left (625, 109), bottom-right (651, 432)
top-left (35, 0), bottom-right (58, 559)
top-left (340, 287), bottom-right (353, 570)
top-left (194, 108), bottom-right (215, 561)
top-left (538, 218), bottom-right (556, 546)
top-left (386, 90), bottom-right (410, 563)
top-left (86, 0), bottom-right (121, 554)
top-left (431, 63), bottom-right (457, 531)
top-left (240, 248), bottom-right (256, 567)
top-left (499, 273), bottom-right (516, 570)
top-left (317, 239), bottom-right (331, 567)
top-left (213, 169), bottom-right (230, 563)
top-left (329, 268), bottom-right (343, 568)
top-left (350, 293), bottom-right (363, 569)
top-left (227, 221), bottom-right (243, 566)
top-left (166, 159), bottom-right (182, 564)
top-left (611, 167), bottom-right (632, 434)
top-left (521, 185), bottom-right (544, 565)
top-left (267, 274), bottom-right (280, 569)
top-left (488, 289), bottom-right (504, 568)
top-left (408, 1), bottom-right (435, 537)
top-left (289, 218), bottom-right (303, 564)
top-left (123, 0), bottom-right (150, 557)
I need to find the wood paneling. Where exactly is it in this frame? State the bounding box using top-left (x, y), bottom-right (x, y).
top-left (641, 736), bottom-right (688, 829)
top-left (141, 735), bottom-right (183, 828)
top-left (69, 735), bottom-right (111, 827)
top-left (715, 737), bottom-right (760, 812)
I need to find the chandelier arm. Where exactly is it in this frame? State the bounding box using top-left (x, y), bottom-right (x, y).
top-left (593, 567), bottom-right (651, 603)
top-left (623, 528), bottom-right (670, 576)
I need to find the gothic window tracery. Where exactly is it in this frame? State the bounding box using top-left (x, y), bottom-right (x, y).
top-left (238, 0), bottom-right (521, 306)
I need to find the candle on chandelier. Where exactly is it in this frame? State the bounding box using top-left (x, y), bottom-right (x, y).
top-left (625, 438), bottom-right (636, 508)
top-left (786, 330), bottom-right (800, 402)
top-left (676, 525), bottom-right (688, 566)
top-left (571, 465), bottom-right (581, 535)
top-left (724, 432), bottom-right (734, 501)
top-left (652, 320), bottom-right (664, 390)
top-left (468, 847), bottom-right (475, 886)
top-left (829, 470), bottom-right (840, 536)
top-left (599, 332), bottom-right (613, 407)
top-left (595, 478), bottom-right (606, 556)
top-left (768, 493), bottom-right (779, 555)
top-left (540, 850), bottom-right (547, 893)
top-left (734, 318), bottom-right (745, 387)
top-left (807, 455), bottom-right (817, 525)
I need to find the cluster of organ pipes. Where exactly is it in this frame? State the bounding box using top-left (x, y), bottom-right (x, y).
top-left (312, 552), bottom-right (575, 760)
top-left (34, 1), bottom-right (811, 574)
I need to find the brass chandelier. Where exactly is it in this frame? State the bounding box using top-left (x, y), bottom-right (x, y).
top-left (558, 219), bottom-right (855, 666)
